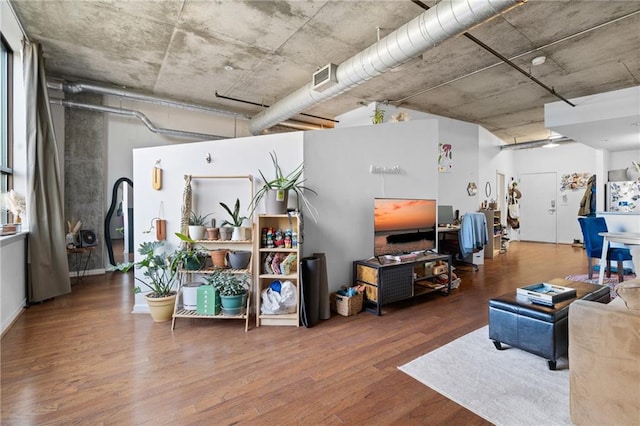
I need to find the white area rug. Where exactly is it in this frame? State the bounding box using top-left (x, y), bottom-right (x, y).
top-left (399, 326), bottom-right (571, 426)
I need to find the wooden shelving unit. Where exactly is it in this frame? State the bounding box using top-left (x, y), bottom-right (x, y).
top-left (171, 175), bottom-right (254, 332)
top-left (255, 214), bottom-right (301, 327)
top-left (481, 209), bottom-right (502, 258)
top-left (172, 238), bottom-right (253, 331)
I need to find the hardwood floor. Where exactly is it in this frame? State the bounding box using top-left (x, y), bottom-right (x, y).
top-left (1, 242), bottom-right (589, 425)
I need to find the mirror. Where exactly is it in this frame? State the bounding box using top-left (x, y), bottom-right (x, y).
top-left (105, 177), bottom-right (133, 266)
top-left (485, 181), bottom-right (492, 198)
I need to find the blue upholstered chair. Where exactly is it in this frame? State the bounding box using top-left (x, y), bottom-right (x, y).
top-left (577, 217), bottom-right (632, 282)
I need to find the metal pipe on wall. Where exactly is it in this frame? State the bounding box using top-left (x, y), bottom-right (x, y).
top-left (50, 99), bottom-right (225, 141)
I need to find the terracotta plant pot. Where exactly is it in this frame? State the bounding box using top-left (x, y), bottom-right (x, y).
top-left (145, 293), bottom-right (176, 322)
top-left (206, 227), bottom-right (220, 240)
top-left (210, 249), bottom-right (228, 268)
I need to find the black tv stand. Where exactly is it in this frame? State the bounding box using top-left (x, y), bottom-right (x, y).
top-left (353, 252), bottom-right (453, 315)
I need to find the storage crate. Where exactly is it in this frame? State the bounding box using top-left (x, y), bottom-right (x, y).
top-left (360, 283), bottom-right (378, 302)
top-left (330, 291), bottom-right (363, 316)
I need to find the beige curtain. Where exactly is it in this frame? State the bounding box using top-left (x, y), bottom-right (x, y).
top-left (23, 41), bottom-right (71, 303)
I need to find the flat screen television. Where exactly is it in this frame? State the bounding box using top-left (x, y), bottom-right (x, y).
top-left (374, 198), bottom-right (437, 257)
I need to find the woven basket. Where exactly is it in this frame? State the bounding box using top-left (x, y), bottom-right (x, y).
top-left (330, 291), bottom-right (363, 317)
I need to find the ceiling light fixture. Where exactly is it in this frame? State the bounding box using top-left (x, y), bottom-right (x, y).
top-left (531, 56), bottom-right (546, 66)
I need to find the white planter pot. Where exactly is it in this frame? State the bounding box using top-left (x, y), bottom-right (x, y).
top-left (188, 225), bottom-right (206, 240)
top-left (182, 282), bottom-right (201, 311)
top-left (231, 226), bottom-right (242, 241)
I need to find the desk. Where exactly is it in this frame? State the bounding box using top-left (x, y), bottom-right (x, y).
top-left (438, 226), bottom-right (460, 244)
top-left (67, 246), bottom-right (96, 283)
top-left (598, 232), bottom-right (640, 285)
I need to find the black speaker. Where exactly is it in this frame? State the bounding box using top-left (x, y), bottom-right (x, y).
top-left (77, 229), bottom-right (98, 247)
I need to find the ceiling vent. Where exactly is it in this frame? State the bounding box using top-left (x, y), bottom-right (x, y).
top-left (312, 63), bottom-right (338, 92)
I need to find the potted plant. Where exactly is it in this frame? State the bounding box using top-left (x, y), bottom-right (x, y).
top-left (124, 241), bottom-right (180, 322)
top-left (188, 211), bottom-right (213, 241)
top-left (220, 198), bottom-right (248, 241)
top-left (1, 190), bottom-right (26, 232)
top-left (206, 269), bottom-right (250, 315)
top-left (371, 107), bottom-right (385, 124)
top-left (174, 232), bottom-right (208, 271)
top-left (249, 151), bottom-right (318, 221)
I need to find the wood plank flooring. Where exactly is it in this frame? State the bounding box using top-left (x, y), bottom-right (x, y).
top-left (1, 242), bottom-right (589, 425)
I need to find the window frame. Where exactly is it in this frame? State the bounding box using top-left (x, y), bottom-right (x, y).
top-left (1, 34), bottom-right (14, 224)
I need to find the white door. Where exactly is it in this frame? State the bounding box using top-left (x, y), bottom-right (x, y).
top-left (518, 172), bottom-right (557, 243)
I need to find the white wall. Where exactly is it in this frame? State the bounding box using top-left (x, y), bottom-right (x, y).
top-left (104, 96), bottom-right (252, 226)
top-left (479, 127), bottom-right (515, 225)
top-left (303, 120), bottom-right (438, 291)
top-left (432, 115), bottom-right (480, 216)
top-left (1, 0), bottom-right (28, 334)
top-left (131, 119), bottom-right (440, 312)
top-left (0, 234), bottom-right (26, 335)
top-left (609, 149), bottom-right (640, 172)
top-left (511, 142), bottom-right (600, 244)
top-left (131, 131), bottom-right (303, 313)
top-left (336, 103), bottom-right (486, 217)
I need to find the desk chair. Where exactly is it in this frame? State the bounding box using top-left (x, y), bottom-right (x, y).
top-left (577, 217), bottom-right (632, 282)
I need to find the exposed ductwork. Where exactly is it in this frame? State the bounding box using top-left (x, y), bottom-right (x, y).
top-left (48, 79), bottom-right (332, 133)
top-left (248, 0), bottom-right (526, 135)
top-left (50, 99), bottom-right (225, 140)
top-left (499, 136), bottom-right (575, 150)
top-left (47, 80), bottom-right (246, 118)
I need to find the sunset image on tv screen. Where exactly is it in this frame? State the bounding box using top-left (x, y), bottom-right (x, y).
top-left (374, 199), bottom-right (436, 256)
top-left (374, 199), bottom-right (436, 232)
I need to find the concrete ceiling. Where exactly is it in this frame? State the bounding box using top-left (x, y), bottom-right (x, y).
top-left (9, 0), bottom-right (640, 148)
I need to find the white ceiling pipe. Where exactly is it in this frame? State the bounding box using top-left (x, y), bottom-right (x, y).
top-left (51, 99), bottom-right (224, 141)
top-left (248, 0), bottom-right (525, 135)
top-left (47, 79), bottom-right (330, 131)
top-left (47, 80), bottom-right (248, 118)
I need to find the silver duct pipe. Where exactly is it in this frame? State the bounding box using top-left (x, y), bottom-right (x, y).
top-left (48, 80), bottom-right (330, 132)
top-left (248, 0), bottom-right (525, 135)
top-left (499, 137), bottom-right (575, 150)
top-left (50, 99), bottom-right (224, 141)
top-left (47, 80), bottom-right (246, 118)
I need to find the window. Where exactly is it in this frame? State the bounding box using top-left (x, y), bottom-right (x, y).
top-left (0, 35), bottom-right (13, 223)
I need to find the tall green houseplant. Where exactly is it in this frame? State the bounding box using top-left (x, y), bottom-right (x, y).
top-left (250, 151), bottom-right (317, 221)
top-left (127, 241), bottom-right (179, 297)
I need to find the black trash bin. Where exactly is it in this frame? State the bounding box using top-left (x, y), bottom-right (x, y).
top-left (300, 256), bottom-right (320, 327)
